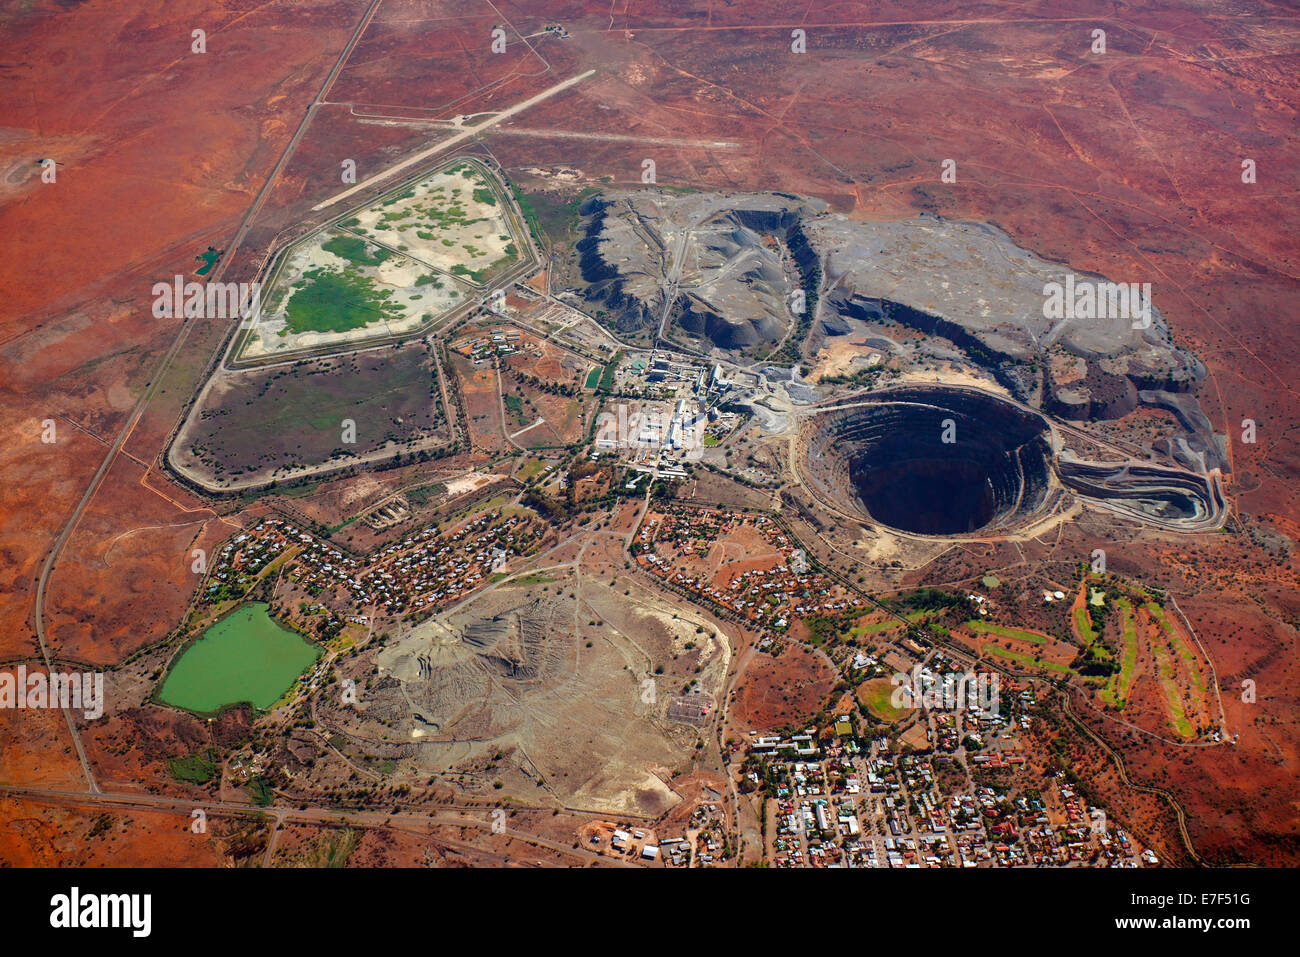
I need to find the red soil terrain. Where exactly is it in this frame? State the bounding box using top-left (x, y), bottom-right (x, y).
top-left (730, 642), bottom-right (838, 732)
top-left (0, 0), bottom-right (364, 784)
top-left (2, 0), bottom-right (1298, 865)
top-left (0, 799), bottom-right (230, 867)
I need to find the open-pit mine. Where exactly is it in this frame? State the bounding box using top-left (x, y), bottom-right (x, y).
top-left (8, 0), bottom-right (1297, 892)
top-left (574, 189), bottom-right (1227, 538)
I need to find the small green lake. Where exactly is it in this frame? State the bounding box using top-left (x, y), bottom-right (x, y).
top-left (159, 602), bottom-right (320, 714)
top-left (195, 246), bottom-right (221, 276)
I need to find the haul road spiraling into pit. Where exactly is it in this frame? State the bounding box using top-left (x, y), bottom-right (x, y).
top-left (802, 385), bottom-right (1225, 538)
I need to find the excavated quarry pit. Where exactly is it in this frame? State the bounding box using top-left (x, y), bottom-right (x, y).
top-left (807, 387), bottom-right (1053, 535)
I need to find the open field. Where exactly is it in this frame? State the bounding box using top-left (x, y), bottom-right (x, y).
top-left (965, 621), bottom-right (1050, 646)
top-left (981, 645), bottom-right (1070, 674)
top-left (850, 615), bottom-right (905, 639)
top-left (0, 799), bottom-right (239, 867)
top-left (857, 677), bottom-right (908, 723)
top-left (172, 341), bottom-right (449, 491)
top-left (449, 352), bottom-right (508, 453)
top-left (731, 643), bottom-right (837, 732)
top-left (42, 454), bottom-right (235, 666)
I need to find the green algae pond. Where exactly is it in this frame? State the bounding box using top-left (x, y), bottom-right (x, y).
top-left (159, 602), bottom-right (320, 714)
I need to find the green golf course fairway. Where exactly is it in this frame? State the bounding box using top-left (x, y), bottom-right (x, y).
top-left (159, 603), bottom-right (319, 714)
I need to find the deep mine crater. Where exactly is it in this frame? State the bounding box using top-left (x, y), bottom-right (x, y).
top-left (814, 388), bottom-right (1052, 535)
top-left (852, 456), bottom-right (997, 535)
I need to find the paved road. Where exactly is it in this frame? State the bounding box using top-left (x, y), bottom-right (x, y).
top-left (0, 783), bottom-right (633, 867)
top-left (312, 70), bottom-right (596, 211)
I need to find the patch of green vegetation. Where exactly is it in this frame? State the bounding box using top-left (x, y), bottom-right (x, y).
top-left (1100, 598), bottom-right (1138, 708)
top-left (449, 263), bottom-right (487, 284)
top-left (967, 620), bottom-right (1048, 645)
top-left (804, 614), bottom-right (848, 645)
top-left (246, 776), bottom-right (275, 807)
top-left (503, 393), bottom-right (527, 425)
top-left (597, 352), bottom-right (624, 393)
top-left (892, 587), bottom-right (971, 615)
top-left (851, 618), bottom-right (903, 638)
top-left (308, 828), bottom-right (359, 867)
top-left (322, 234), bottom-right (391, 267)
top-left (983, 645), bottom-right (1069, 673)
top-left (272, 479), bottom-right (321, 499)
top-left (1074, 603), bottom-right (1098, 643)
top-left (1071, 629), bottom-right (1116, 679)
top-left (1147, 599), bottom-right (1206, 701)
top-left (168, 747), bottom-right (219, 785)
top-left (512, 572), bottom-right (556, 586)
top-left (285, 268), bottom-right (401, 334)
top-left (516, 458), bottom-right (547, 481)
top-left (405, 483), bottom-right (447, 506)
top-left (511, 184), bottom-right (600, 246)
top-left (1153, 644), bottom-right (1194, 738)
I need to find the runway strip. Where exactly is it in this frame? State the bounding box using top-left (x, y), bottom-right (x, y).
top-left (312, 69), bottom-right (597, 211)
